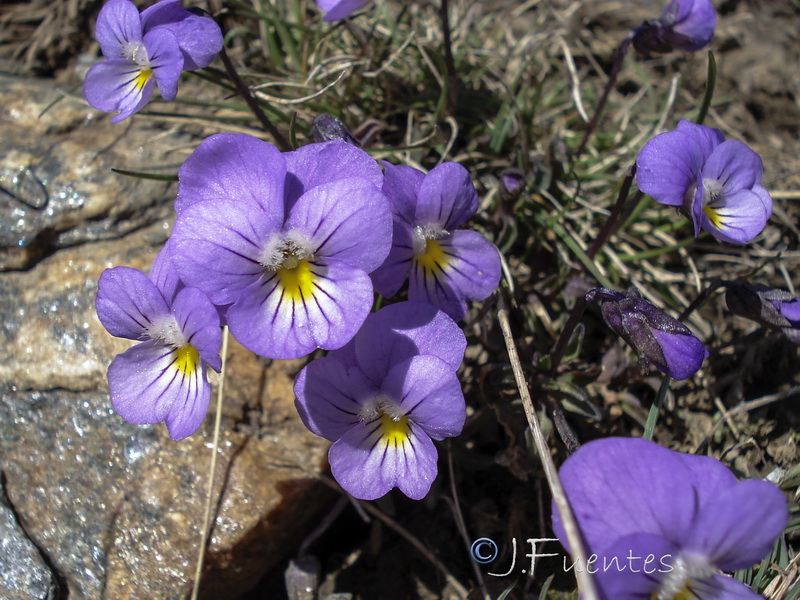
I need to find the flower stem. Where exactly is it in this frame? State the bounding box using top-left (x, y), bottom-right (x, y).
top-left (191, 326), bottom-right (230, 600)
top-left (678, 280), bottom-right (732, 322)
top-left (642, 374), bottom-right (671, 441)
top-left (574, 35), bottom-right (632, 158)
top-left (586, 164), bottom-right (639, 259)
top-left (496, 295), bottom-right (600, 600)
top-left (439, 0), bottom-right (459, 113)
top-left (219, 46), bottom-right (292, 151)
top-left (549, 290), bottom-right (598, 378)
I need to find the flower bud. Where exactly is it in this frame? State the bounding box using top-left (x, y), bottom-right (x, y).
top-left (725, 282), bottom-right (800, 344)
top-left (631, 0), bottom-right (716, 54)
top-left (498, 168), bottom-right (526, 202)
top-left (594, 288), bottom-right (707, 380)
top-left (310, 114), bottom-right (361, 146)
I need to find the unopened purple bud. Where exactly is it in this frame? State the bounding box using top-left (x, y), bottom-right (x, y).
top-left (725, 282), bottom-right (800, 344)
top-left (632, 0), bottom-right (716, 54)
top-left (595, 288), bottom-right (707, 380)
top-left (310, 114), bottom-right (361, 146)
top-left (499, 168), bottom-right (526, 201)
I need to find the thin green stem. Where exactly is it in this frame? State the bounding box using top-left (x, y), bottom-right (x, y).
top-left (642, 374), bottom-right (670, 441)
top-left (439, 0), bottom-right (459, 113)
top-left (550, 291), bottom-right (596, 378)
top-left (574, 35), bottom-right (632, 158)
top-left (218, 46), bottom-right (291, 150)
top-left (586, 164), bottom-right (638, 259)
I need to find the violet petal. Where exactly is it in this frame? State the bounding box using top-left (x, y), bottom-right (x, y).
top-left (175, 133), bottom-right (287, 220)
top-left (142, 27), bottom-right (183, 101)
top-left (283, 140), bottom-right (383, 211)
top-left (171, 287), bottom-right (222, 372)
top-left (285, 177), bottom-right (392, 273)
top-left (381, 161), bottom-right (426, 225)
top-left (328, 419), bottom-right (438, 500)
top-left (294, 358), bottom-right (376, 440)
top-left (227, 259), bottom-right (374, 359)
top-left (380, 355), bottom-right (465, 441)
top-left (414, 162), bottom-right (479, 230)
top-left (95, 0), bottom-right (142, 59)
top-left (370, 221), bottom-right (415, 298)
top-left (96, 266), bottom-right (170, 340)
top-left (84, 59), bottom-right (156, 122)
top-left (140, 0), bottom-right (222, 70)
top-left (353, 301), bottom-right (466, 384)
top-left (685, 479), bottom-right (788, 571)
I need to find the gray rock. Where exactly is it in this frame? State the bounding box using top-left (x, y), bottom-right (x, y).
top-left (0, 476), bottom-right (58, 600)
top-left (0, 75), bottom-right (181, 270)
top-left (0, 77), bottom-right (333, 599)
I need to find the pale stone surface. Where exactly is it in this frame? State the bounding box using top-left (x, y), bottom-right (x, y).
top-left (0, 76), bottom-right (185, 270)
top-left (0, 78), bottom-right (332, 600)
top-left (0, 477), bottom-right (58, 600)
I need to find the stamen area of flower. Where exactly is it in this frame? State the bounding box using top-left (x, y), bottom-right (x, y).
top-left (147, 315), bottom-right (187, 348)
top-left (122, 42), bottom-right (149, 67)
top-left (174, 344), bottom-right (200, 376)
top-left (277, 259), bottom-right (314, 301)
top-left (700, 179), bottom-right (726, 228)
top-left (413, 225), bottom-right (451, 276)
top-left (378, 413), bottom-right (411, 448)
top-left (133, 68), bottom-right (153, 92)
top-left (358, 396), bottom-right (410, 447)
top-left (702, 205), bottom-right (723, 228)
top-left (651, 553), bottom-right (717, 600)
top-left (259, 232), bottom-right (315, 271)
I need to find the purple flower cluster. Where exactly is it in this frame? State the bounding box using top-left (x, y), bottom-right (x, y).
top-left (632, 0), bottom-right (716, 54)
top-left (295, 302), bottom-right (467, 500)
top-left (553, 437), bottom-right (787, 600)
top-left (637, 120), bottom-right (773, 245)
top-left (84, 0), bottom-right (222, 122)
top-left (96, 133), bottom-right (500, 499)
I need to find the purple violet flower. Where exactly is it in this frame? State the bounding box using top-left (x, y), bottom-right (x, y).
top-left (552, 437), bottom-right (787, 600)
top-left (294, 302), bottom-right (467, 500)
top-left (499, 167), bottom-right (526, 202)
top-left (95, 244), bottom-right (222, 440)
top-left (370, 162), bottom-right (502, 321)
top-left (169, 133), bottom-right (393, 360)
top-left (316, 0), bottom-right (371, 21)
top-left (84, 0), bottom-right (222, 122)
top-left (593, 288), bottom-right (707, 380)
top-left (637, 120), bottom-right (773, 245)
top-left (725, 282), bottom-right (800, 344)
top-left (632, 0), bottom-right (716, 54)
top-left (140, 0), bottom-right (223, 70)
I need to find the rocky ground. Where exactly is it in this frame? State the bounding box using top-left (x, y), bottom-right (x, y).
top-left (1, 0), bottom-right (799, 599)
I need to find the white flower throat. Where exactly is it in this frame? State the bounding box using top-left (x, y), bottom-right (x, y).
top-left (122, 42), bottom-right (150, 68)
top-left (147, 315), bottom-right (187, 348)
top-left (412, 224), bottom-right (449, 255)
top-left (653, 553), bottom-right (717, 600)
top-left (259, 231), bottom-right (315, 271)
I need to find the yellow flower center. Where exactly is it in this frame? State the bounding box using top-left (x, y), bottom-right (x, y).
top-left (415, 239), bottom-right (449, 276)
top-left (702, 204), bottom-right (723, 229)
top-left (174, 345), bottom-right (199, 376)
top-left (277, 259), bottom-right (314, 301)
top-left (378, 413), bottom-right (411, 448)
top-left (133, 68), bottom-right (153, 92)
